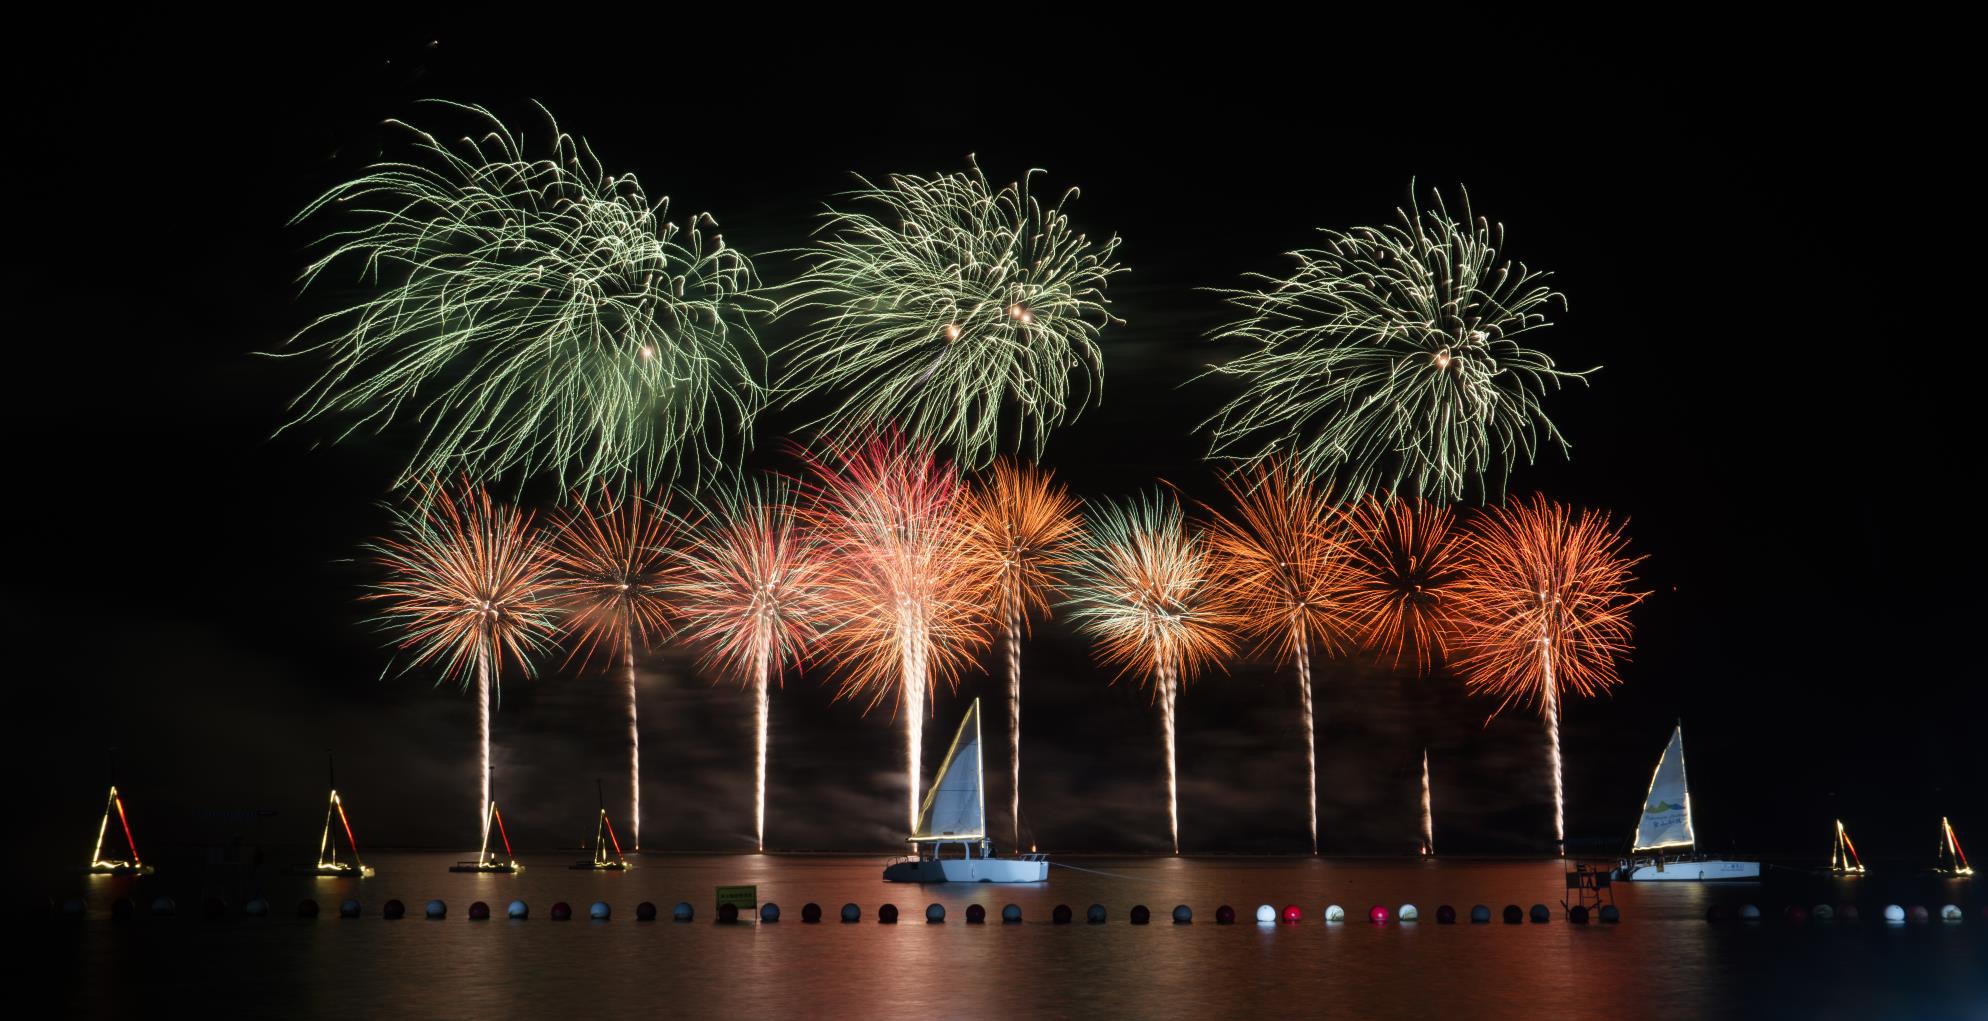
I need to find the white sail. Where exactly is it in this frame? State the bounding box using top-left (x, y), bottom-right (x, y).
top-left (912, 700), bottom-right (984, 842)
top-left (1632, 725), bottom-right (1694, 852)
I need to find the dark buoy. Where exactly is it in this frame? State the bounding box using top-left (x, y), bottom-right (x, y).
top-left (552, 902), bottom-right (574, 921)
top-left (1738, 904), bottom-right (1761, 921)
top-left (1839, 904), bottom-right (1859, 922)
top-left (296, 899), bottom-right (318, 919)
top-left (468, 901), bottom-right (490, 920)
top-left (1470, 905), bottom-right (1490, 924)
top-left (1501, 905), bottom-right (1522, 925)
top-left (1784, 905), bottom-right (1808, 924)
top-left (966, 904), bottom-right (986, 924)
top-left (1908, 905), bottom-right (1929, 923)
top-left (1599, 905), bottom-right (1620, 923)
top-left (760, 903), bottom-right (779, 923)
top-left (591, 902), bottom-right (611, 921)
top-left (674, 902), bottom-right (694, 922)
top-left (151, 896), bottom-right (177, 917)
top-left (1001, 904), bottom-right (1021, 924)
top-left (877, 904), bottom-right (898, 924)
top-left (1705, 904), bottom-right (1725, 922)
top-left (508, 900), bottom-right (529, 920)
top-left (1172, 905), bottom-right (1192, 924)
top-left (112, 897), bottom-right (135, 921)
top-left (338, 898), bottom-right (361, 919)
top-left (425, 899), bottom-right (447, 920)
top-left (925, 903), bottom-right (944, 923)
top-left (637, 901), bottom-right (658, 921)
top-left (1052, 904), bottom-right (1072, 925)
top-left (801, 903), bottom-right (822, 924)
top-left (1215, 905), bottom-right (1236, 925)
top-left (1087, 904), bottom-right (1106, 924)
top-left (1436, 905), bottom-right (1457, 924)
top-left (246, 897), bottom-right (270, 918)
top-left (1130, 905), bottom-right (1151, 925)
top-left (1568, 905), bottom-right (1589, 924)
top-left (203, 897), bottom-right (227, 920)
top-left (841, 903), bottom-right (860, 923)
top-left (382, 899), bottom-right (405, 920)
top-left (716, 902), bottom-right (739, 924)
top-left (1529, 904), bottom-right (1550, 924)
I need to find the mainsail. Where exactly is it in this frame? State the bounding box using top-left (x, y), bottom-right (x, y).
top-left (1937, 816), bottom-right (1973, 876)
top-left (317, 789), bottom-right (366, 872)
top-left (1830, 819), bottom-right (1863, 873)
top-left (1632, 725), bottom-right (1695, 852)
top-left (912, 699), bottom-right (985, 842)
top-left (90, 785), bottom-right (143, 870)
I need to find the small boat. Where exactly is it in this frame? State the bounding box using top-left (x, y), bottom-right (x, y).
top-left (570, 780), bottom-right (629, 871)
top-left (1929, 816), bottom-right (1973, 877)
top-left (83, 784), bottom-right (154, 876)
top-left (451, 769), bottom-right (522, 874)
top-left (1615, 723), bottom-right (1759, 882)
top-left (883, 699), bottom-right (1048, 884)
top-left (1827, 819), bottom-right (1864, 876)
top-left (288, 755), bottom-right (374, 877)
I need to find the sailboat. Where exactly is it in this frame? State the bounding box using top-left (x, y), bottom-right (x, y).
top-left (882, 699), bottom-right (1048, 883)
top-left (1827, 819), bottom-right (1864, 876)
top-left (83, 785), bottom-right (153, 876)
top-left (1615, 723), bottom-right (1759, 881)
top-left (1930, 816), bottom-right (1973, 877)
top-left (450, 768), bottom-right (522, 874)
top-left (287, 755), bottom-right (373, 877)
top-left (570, 780), bottom-right (628, 871)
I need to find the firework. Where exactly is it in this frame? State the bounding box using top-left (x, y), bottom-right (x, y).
top-left (672, 474), bottom-right (831, 851)
top-left (1342, 495), bottom-right (1467, 673)
top-left (1448, 494), bottom-right (1645, 851)
top-left (367, 480), bottom-right (560, 835)
top-left (963, 459), bottom-right (1081, 850)
top-left (1064, 490), bottom-right (1240, 853)
top-left (1420, 748), bottom-right (1435, 856)
top-left (547, 486), bottom-right (680, 850)
top-left (280, 100), bottom-right (762, 489)
top-left (802, 435), bottom-right (994, 831)
top-left (776, 158), bottom-right (1124, 468)
top-left (1203, 461), bottom-right (1354, 854)
top-left (1202, 187), bottom-right (1591, 502)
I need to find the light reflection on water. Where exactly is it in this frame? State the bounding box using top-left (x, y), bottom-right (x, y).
top-left (42, 854), bottom-right (1987, 1019)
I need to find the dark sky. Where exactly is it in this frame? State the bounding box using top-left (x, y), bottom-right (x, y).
top-left (6, 23), bottom-right (1978, 865)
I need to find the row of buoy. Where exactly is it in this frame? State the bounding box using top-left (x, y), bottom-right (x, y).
top-left (1706, 903), bottom-right (1970, 923)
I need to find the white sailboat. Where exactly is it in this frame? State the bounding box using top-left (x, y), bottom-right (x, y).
top-left (882, 699), bottom-right (1048, 883)
top-left (1616, 724), bottom-right (1759, 881)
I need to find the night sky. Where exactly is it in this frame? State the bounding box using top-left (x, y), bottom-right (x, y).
top-left (8, 25), bottom-right (1978, 865)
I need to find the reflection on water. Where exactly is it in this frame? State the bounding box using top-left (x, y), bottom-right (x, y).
top-left (37, 855), bottom-right (1987, 1019)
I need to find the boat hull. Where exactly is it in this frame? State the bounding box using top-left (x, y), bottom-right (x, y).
top-left (285, 864), bottom-right (374, 878)
top-left (1618, 858), bottom-right (1759, 882)
top-left (882, 857), bottom-right (1048, 883)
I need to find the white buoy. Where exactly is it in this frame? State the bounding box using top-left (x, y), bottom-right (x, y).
top-left (1324, 904), bottom-right (1345, 922)
top-left (508, 900), bottom-right (529, 919)
top-left (1398, 904), bottom-right (1420, 922)
top-left (1940, 904), bottom-right (1962, 922)
top-left (590, 901), bottom-right (610, 920)
top-left (61, 898), bottom-right (84, 916)
top-left (1883, 904), bottom-right (1905, 923)
top-left (1255, 904), bottom-right (1276, 924)
top-left (1813, 904), bottom-right (1835, 921)
top-left (425, 900), bottom-right (446, 919)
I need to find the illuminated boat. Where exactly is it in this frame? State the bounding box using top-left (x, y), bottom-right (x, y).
top-left (1827, 819), bottom-right (1864, 876)
top-left (883, 699), bottom-right (1048, 884)
top-left (451, 770), bottom-right (522, 874)
top-left (1615, 724), bottom-right (1759, 882)
top-left (1928, 816), bottom-right (1973, 877)
top-left (83, 785), bottom-right (154, 876)
top-left (570, 781), bottom-right (629, 871)
top-left (288, 756), bottom-right (374, 877)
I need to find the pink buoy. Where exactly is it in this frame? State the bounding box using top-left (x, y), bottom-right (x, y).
top-left (1281, 904), bottom-right (1302, 924)
top-left (1369, 905), bottom-right (1389, 924)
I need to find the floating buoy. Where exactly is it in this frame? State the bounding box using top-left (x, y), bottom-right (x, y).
top-left (296, 899), bottom-right (318, 919)
top-left (1908, 905), bottom-right (1929, 923)
top-left (877, 904), bottom-right (898, 924)
top-left (468, 901), bottom-right (490, 920)
top-left (1501, 905), bottom-right (1522, 925)
top-left (716, 903), bottom-right (739, 924)
top-left (926, 904), bottom-right (945, 923)
top-left (552, 902), bottom-right (574, 921)
top-left (1256, 904), bottom-right (1277, 924)
top-left (151, 896), bottom-right (176, 917)
top-left (841, 903), bottom-right (860, 923)
top-left (1001, 904), bottom-right (1021, 924)
top-left (1568, 906), bottom-right (1589, 925)
top-left (245, 897), bottom-right (270, 918)
top-left (1088, 904), bottom-right (1107, 925)
top-left (203, 897), bottom-right (227, 920)
top-left (338, 898), bottom-right (360, 919)
top-left (54, 897), bottom-right (78, 919)
top-left (591, 902), bottom-right (611, 921)
top-left (1704, 905), bottom-right (1725, 923)
top-left (1737, 905), bottom-right (1760, 921)
top-left (1130, 905), bottom-right (1151, 925)
top-left (1368, 905), bottom-right (1388, 924)
top-left (637, 902), bottom-right (657, 921)
top-left (760, 903), bottom-right (779, 923)
top-left (966, 904), bottom-right (986, 924)
top-left (383, 899), bottom-right (405, 920)
top-left (1470, 905), bottom-right (1491, 924)
top-left (425, 900), bottom-right (446, 920)
top-left (1783, 905), bottom-right (1807, 924)
top-left (1599, 905), bottom-right (1621, 924)
top-left (1324, 904), bottom-right (1345, 923)
top-left (510, 900), bottom-right (530, 920)
top-left (1882, 904), bottom-right (1905, 923)
top-left (1282, 905), bottom-right (1303, 924)
top-left (1436, 905), bottom-right (1457, 924)
top-left (1529, 905), bottom-right (1550, 924)
top-left (1839, 904), bottom-right (1859, 922)
top-left (1052, 904), bottom-right (1072, 925)
top-left (1397, 904), bottom-right (1418, 922)
top-left (1940, 904), bottom-right (1962, 922)
top-left (1812, 904), bottom-right (1834, 922)
top-left (1172, 905), bottom-right (1192, 924)
top-left (800, 903), bottom-right (821, 924)
top-left (1215, 905), bottom-right (1236, 925)
top-left (674, 902), bottom-right (694, 922)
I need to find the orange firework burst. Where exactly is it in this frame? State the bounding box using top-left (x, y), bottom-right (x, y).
top-left (1202, 460), bottom-right (1354, 853)
top-left (802, 434), bottom-right (995, 831)
top-left (367, 480), bottom-right (560, 836)
top-left (1342, 495), bottom-right (1467, 674)
top-left (963, 459), bottom-right (1082, 849)
top-left (1447, 493), bottom-right (1645, 849)
top-left (547, 485), bottom-right (680, 849)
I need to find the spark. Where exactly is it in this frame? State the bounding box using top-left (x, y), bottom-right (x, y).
top-left (1342, 495), bottom-right (1467, 674)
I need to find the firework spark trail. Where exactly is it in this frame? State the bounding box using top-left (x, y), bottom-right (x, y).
top-left (366, 481), bottom-right (560, 839)
top-left (1296, 633), bottom-right (1316, 853)
top-left (964, 460), bottom-right (1080, 849)
top-left (672, 473), bottom-right (830, 852)
top-left (776, 158), bottom-right (1125, 468)
top-left (1420, 748), bottom-right (1435, 855)
top-left (624, 643), bottom-right (639, 846)
top-left (279, 100), bottom-right (763, 490)
top-left (1064, 490), bottom-right (1240, 854)
top-left (1343, 496), bottom-right (1465, 674)
top-left (1202, 186), bottom-right (1593, 503)
top-left (1448, 494), bottom-right (1645, 851)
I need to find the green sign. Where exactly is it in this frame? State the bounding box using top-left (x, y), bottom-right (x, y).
top-left (716, 885), bottom-right (758, 911)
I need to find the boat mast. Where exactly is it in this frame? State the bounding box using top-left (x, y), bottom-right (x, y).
top-left (1676, 720), bottom-right (1695, 855)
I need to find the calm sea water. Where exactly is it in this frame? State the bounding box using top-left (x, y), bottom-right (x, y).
top-left (35, 853), bottom-right (1987, 1019)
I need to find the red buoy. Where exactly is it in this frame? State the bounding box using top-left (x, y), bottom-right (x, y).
top-left (1368, 905), bottom-right (1389, 924)
top-left (1282, 905), bottom-right (1302, 924)
top-left (551, 902), bottom-right (573, 921)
